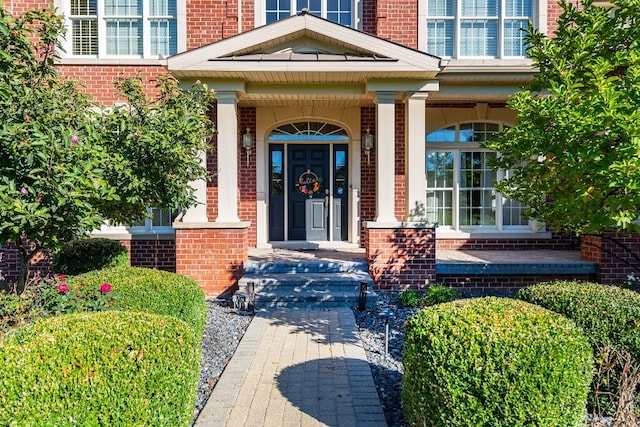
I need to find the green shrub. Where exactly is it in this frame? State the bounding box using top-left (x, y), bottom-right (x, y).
top-left (69, 266), bottom-right (206, 335)
top-left (398, 289), bottom-right (425, 307)
top-left (425, 285), bottom-right (460, 306)
top-left (517, 281), bottom-right (640, 414)
top-left (53, 238), bottom-right (129, 275)
top-left (402, 297), bottom-right (593, 427)
top-left (0, 311), bottom-right (201, 426)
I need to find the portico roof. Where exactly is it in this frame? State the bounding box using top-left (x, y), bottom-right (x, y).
top-left (166, 12), bottom-right (441, 106)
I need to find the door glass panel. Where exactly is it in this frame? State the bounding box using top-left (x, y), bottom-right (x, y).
top-left (335, 150), bottom-right (346, 196)
top-left (271, 150), bottom-right (283, 195)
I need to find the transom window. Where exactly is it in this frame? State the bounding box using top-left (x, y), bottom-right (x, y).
top-left (426, 0), bottom-right (532, 58)
top-left (268, 122), bottom-right (349, 141)
top-left (65, 0), bottom-right (178, 58)
top-left (426, 122), bottom-right (530, 230)
top-left (265, 0), bottom-right (354, 26)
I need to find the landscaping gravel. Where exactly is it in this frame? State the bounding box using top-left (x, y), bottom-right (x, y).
top-left (193, 299), bottom-right (252, 421)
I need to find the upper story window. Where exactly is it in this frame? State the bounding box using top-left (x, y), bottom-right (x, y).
top-left (425, 0), bottom-right (532, 58)
top-left (265, 0), bottom-right (354, 27)
top-left (65, 0), bottom-right (177, 58)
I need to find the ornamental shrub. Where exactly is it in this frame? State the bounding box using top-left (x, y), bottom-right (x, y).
top-left (402, 297), bottom-right (593, 427)
top-left (517, 281), bottom-right (640, 415)
top-left (398, 289), bottom-right (425, 307)
top-left (425, 285), bottom-right (460, 306)
top-left (69, 266), bottom-right (206, 335)
top-left (53, 238), bottom-right (129, 275)
top-left (0, 311), bottom-right (201, 426)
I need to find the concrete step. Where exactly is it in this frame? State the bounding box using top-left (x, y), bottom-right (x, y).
top-left (237, 261), bottom-right (377, 309)
top-left (243, 259), bottom-right (369, 274)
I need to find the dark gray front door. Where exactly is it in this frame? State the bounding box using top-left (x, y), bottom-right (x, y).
top-left (288, 144), bottom-right (329, 240)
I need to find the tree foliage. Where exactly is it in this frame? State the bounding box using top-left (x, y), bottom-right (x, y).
top-left (0, 6), bottom-right (215, 293)
top-left (485, 0), bottom-right (640, 234)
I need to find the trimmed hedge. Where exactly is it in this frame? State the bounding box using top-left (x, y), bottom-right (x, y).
top-left (517, 281), bottom-right (640, 414)
top-left (402, 297), bottom-right (594, 427)
top-left (53, 238), bottom-right (129, 275)
top-left (517, 281), bottom-right (640, 361)
top-left (69, 266), bottom-right (206, 335)
top-left (0, 311), bottom-right (201, 426)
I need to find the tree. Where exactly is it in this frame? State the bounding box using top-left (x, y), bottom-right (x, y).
top-left (0, 7), bottom-right (215, 293)
top-left (485, 0), bottom-right (640, 235)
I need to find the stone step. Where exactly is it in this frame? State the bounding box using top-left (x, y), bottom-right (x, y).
top-left (237, 262), bottom-right (377, 309)
top-left (243, 259), bottom-right (369, 274)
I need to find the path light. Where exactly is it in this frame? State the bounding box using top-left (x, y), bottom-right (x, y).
top-left (379, 309), bottom-right (395, 355)
top-left (362, 128), bottom-right (375, 164)
top-left (358, 281), bottom-right (368, 311)
top-left (241, 128), bottom-right (255, 166)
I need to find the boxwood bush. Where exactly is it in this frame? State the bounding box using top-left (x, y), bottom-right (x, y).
top-left (53, 238), bottom-right (129, 275)
top-left (402, 297), bottom-right (593, 427)
top-left (517, 281), bottom-right (640, 414)
top-left (517, 281), bottom-right (640, 361)
top-left (0, 311), bottom-right (201, 426)
top-left (69, 266), bottom-right (206, 335)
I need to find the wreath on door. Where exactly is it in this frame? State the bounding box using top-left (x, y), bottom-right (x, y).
top-left (295, 170), bottom-right (322, 198)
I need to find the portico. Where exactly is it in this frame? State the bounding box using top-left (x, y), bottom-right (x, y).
top-left (166, 11), bottom-right (441, 293)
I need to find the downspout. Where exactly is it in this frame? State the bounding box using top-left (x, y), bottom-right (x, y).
top-left (238, 0), bottom-right (242, 33)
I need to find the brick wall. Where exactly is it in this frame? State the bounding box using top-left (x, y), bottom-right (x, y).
top-left (239, 107), bottom-right (257, 246)
top-left (175, 227), bottom-right (248, 296)
top-left (437, 233), bottom-right (580, 250)
top-left (360, 107), bottom-right (376, 237)
top-left (546, 1), bottom-right (565, 36)
top-left (187, 0), bottom-right (238, 49)
top-left (438, 273), bottom-right (595, 297)
top-left (361, 0), bottom-right (376, 35)
top-left (375, 0), bottom-right (418, 48)
top-left (1, 243), bottom-right (52, 286)
top-left (394, 102), bottom-right (405, 221)
top-left (364, 226), bottom-right (436, 289)
top-left (120, 239), bottom-right (176, 271)
top-left (581, 233), bottom-right (640, 284)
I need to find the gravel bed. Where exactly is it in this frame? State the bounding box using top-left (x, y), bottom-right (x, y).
top-left (193, 299), bottom-right (253, 422)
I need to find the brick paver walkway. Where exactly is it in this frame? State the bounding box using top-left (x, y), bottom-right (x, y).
top-left (194, 308), bottom-right (387, 427)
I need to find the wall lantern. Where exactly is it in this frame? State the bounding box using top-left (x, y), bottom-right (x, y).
top-left (241, 128), bottom-right (255, 166)
top-left (362, 128), bottom-right (375, 164)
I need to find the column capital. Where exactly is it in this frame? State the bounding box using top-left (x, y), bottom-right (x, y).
top-left (216, 91), bottom-right (238, 104)
top-left (404, 91), bottom-right (430, 102)
top-left (374, 92), bottom-right (398, 104)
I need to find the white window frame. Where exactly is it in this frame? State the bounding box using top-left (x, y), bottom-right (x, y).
top-left (418, 0), bottom-right (547, 59)
top-left (426, 121), bottom-right (539, 234)
top-left (255, 0), bottom-right (362, 29)
top-left (58, 0), bottom-right (186, 60)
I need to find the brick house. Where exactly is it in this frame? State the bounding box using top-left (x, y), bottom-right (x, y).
top-left (3, 0), bottom-right (629, 296)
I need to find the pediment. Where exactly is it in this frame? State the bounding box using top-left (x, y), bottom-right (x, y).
top-left (167, 12), bottom-right (441, 78)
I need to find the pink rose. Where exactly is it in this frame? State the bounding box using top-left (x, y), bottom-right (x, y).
top-left (71, 136), bottom-right (79, 143)
top-left (55, 274), bottom-right (68, 281)
top-left (20, 187), bottom-right (27, 195)
top-left (57, 283), bottom-right (69, 293)
top-left (100, 283), bottom-right (112, 294)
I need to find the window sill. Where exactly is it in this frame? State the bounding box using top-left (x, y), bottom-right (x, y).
top-left (436, 229), bottom-right (552, 240)
top-left (90, 229), bottom-right (175, 240)
top-left (57, 58), bottom-right (166, 66)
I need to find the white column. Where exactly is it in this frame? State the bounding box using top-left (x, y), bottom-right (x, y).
top-left (216, 92), bottom-right (240, 223)
top-left (375, 92), bottom-right (398, 223)
top-left (180, 149), bottom-right (209, 223)
top-left (405, 92), bottom-right (429, 221)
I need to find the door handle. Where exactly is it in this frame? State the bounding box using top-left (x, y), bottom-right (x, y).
top-left (324, 195), bottom-right (329, 209)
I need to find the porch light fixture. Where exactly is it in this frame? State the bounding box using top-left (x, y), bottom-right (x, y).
top-left (362, 128), bottom-right (375, 164)
top-left (241, 128), bottom-right (255, 166)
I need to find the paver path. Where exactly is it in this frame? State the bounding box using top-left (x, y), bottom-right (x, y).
top-left (194, 308), bottom-right (387, 427)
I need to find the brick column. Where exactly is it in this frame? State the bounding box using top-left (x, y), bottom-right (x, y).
top-left (174, 222), bottom-right (250, 297)
top-left (581, 233), bottom-right (640, 284)
top-left (364, 222), bottom-right (436, 289)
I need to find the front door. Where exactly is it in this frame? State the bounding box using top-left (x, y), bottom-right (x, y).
top-left (288, 144), bottom-right (330, 240)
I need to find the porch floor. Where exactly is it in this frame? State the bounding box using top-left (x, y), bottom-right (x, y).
top-left (249, 247), bottom-right (589, 264)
